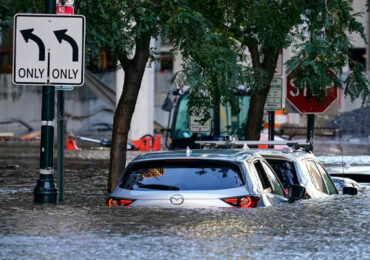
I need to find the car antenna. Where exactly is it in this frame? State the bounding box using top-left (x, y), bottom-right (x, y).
top-left (186, 146), bottom-right (192, 157)
top-left (340, 144), bottom-right (344, 175)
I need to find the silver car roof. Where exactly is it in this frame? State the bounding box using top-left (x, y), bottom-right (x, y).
top-left (252, 148), bottom-right (316, 161)
top-left (131, 149), bottom-right (258, 163)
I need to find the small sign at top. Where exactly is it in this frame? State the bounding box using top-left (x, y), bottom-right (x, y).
top-left (56, 0), bottom-right (74, 15)
top-left (56, 5), bottom-right (74, 15)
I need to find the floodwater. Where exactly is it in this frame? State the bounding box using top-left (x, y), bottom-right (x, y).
top-left (0, 143), bottom-right (369, 259)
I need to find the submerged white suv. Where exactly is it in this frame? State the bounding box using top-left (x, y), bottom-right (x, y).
top-left (107, 149), bottom-right (306, 208)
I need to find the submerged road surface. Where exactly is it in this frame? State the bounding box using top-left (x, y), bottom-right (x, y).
top-left (0, 143), bottom-right (369, 259)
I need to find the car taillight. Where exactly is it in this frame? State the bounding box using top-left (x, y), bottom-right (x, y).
top-left (222, 196), bottom-right (260, 208)
top-left (106, 198), bottom-right (134, 207)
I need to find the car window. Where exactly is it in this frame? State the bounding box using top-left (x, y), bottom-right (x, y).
top-left (305, 160), bottom-right (328, 194)
top-left (173, 92), bottom-right (193, 139)
top-left (120, 160), bottom-right (244, 191)
top-left (266, 159), bottom-right (299, 189)
top-left (315, 162), bottom-right (338, 195)
top-left (261, 161), bottom-right (286, 197)
top-left (254, 160), bottom-right (272, 191)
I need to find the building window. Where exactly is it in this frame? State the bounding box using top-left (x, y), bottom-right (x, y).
top-left (158, 52), bottom-right (173, 73)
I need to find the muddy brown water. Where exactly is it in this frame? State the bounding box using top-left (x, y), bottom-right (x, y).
top-left (0, 143), bottom-right (369, 259)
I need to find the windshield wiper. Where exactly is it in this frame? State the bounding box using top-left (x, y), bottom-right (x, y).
top-left (136, 183), bottom-right (180, 190)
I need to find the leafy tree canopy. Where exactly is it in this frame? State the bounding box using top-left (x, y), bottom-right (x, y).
top-left (178, 0), bottom-right (370, 122)
top-left (286, 0), bottom-right (370, 104)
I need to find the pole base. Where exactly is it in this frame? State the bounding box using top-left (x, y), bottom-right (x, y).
top-left (34, 174), bottom-right (58, 203)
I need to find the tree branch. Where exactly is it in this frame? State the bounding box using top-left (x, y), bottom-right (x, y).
top-left (262, 48), bottom-right (279, 73)
top-left (132, 36), bottom-right (151, 72)
top-left (118, 53), bottom-right (130, 71)
top-left (247, 44), bottom-right (261, 69)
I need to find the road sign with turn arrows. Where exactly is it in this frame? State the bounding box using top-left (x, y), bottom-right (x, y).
top-left (12, 14), bottom-right (85, 86)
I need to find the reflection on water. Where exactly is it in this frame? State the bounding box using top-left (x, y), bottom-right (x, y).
top-left (0, 147), bottom-right (369, 259)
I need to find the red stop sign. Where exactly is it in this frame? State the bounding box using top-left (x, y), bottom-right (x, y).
top-left (286, 70), bottom-right (338, 114)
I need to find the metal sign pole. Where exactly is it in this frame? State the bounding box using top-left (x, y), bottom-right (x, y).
top-left (56, 90), bottom-right (65, 201)
top-left (34, 0), bottom-right (57, 203)
top-left (268, 111), bottom-right (275, 148)
top-left (55, 0), bottom-right (74, 202)
top-left (307, 114), bottom-right (315, 151)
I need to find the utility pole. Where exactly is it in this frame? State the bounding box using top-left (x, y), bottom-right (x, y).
top-left (34, 0), bottom-right (57, 203)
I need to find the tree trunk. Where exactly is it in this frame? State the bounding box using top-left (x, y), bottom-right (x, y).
top-left (108, 39), bottom-right (150, 192)
top-left (245, 46), bottom-right (278, 140)
top-left (245, 87), bottom-right (270, 140)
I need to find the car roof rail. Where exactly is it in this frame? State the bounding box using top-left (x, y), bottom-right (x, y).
top-left (195, 140), bottom-right (249, 149)
top-left (195, 140), bottom-right (312, 152)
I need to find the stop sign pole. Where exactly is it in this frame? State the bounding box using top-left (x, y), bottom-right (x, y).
top-left (34, 0), bottom-right (58, 203)
top-left (307, 114), bottom-right (315, 150)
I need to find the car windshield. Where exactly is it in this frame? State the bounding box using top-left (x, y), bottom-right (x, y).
top-left (266, 159), bottom-right (299, 189)
top-left (120, 160), bottom-right (244, 191)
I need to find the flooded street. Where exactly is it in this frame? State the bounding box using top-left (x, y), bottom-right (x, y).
top-left (0, 143), bottom-right (369, 259)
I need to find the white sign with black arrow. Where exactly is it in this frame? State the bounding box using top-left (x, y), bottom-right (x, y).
top-left (12, 14), bottom-right (85, 86)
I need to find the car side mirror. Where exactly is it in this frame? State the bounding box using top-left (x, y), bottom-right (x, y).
top-left (288, 184), bottom-right (306, 203)
top-left (343, 186), bottom-right (358, 195)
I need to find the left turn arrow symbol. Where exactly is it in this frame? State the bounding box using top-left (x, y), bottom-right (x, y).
top-left (54, 29), bottom-right (79, 62)
top-left (20, 29), bottom-right (45, 61)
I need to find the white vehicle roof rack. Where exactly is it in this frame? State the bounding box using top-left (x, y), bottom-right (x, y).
top-left (195, 140), bottom-right (312, 151)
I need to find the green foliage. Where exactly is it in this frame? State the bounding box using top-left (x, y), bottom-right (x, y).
top-left (286, 0), bottom-right (369, 102)
top-left (0, 0), bottom-right (43, 30)
top-left (180, 0), bottom-right (370, 125)
top-left (74, 0), bottom-right (221, 71)
top-left (177, 0), bottom-right (308, 122)
top-left (174, 32), bottom-right (252, 123)
top-left (344, 63), bottom-right (370, 105)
